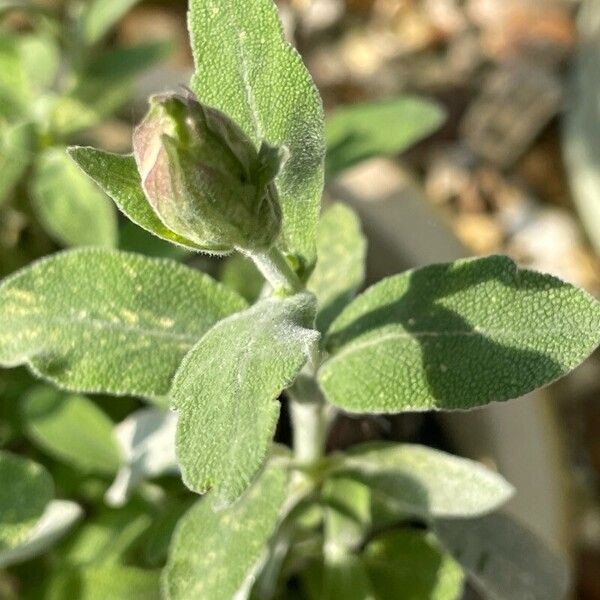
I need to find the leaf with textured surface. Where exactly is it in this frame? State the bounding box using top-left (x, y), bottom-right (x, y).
top-left (308, 203), bottom-right (366, 332)
top-left (326, 96), bottom-right (445, 175)
top-left (0, 450), bottom-right (53, 550)
top-left (319, 255), bottom-right (600, 412)
top-left (363, 530), bottom-right (464, 600)
top-left (163, 460), bottom-right (288, 600)
top-left (68, 147), bottom-right (214, 252)
top-left (22, 386), bottom-right (121, 475)
top-left (189, 0), bottom-right (325, 272)
top-left (436, 513), bottom-right (569, 600)
top-left (0, 248), bottom-right (246, 398)
top-left (47, 566), bottom-right (160, 600)
top-left (31, 147), bottom-right (118, 248)
top-left (171, 293), bottom-right (318, 502)
top-left (0, 500), bottom-right (82, 568)
top-left (332, 443), bottom-right (513, 519)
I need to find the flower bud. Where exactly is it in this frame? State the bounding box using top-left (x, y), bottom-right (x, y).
top-left (133, 92), bottom-right (283, 252)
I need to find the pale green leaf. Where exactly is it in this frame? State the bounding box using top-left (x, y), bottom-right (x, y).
top-left (59, 501), bottom-right (152, 567)
top-left (189, 0), bottom-right (325, 272)
top-left (363, 530), bottom-right (464, 600)
top-left (48, 566), bottom-right (160, 600)
top-left (436, 513), bottom-right (570, 600)
top-left (332, 443), bottom-right (513, 519)
top-left (308, 202), bottom-right (366, 332)
top-left (22, 385), bottom-right (121, 475)
top-left (326, 96), bottom-right (445, 175)
top-left (68, 147), bottom-right (217, 252)
top-left (0, 34), bottom-right (30, 119)
top-left (105, 408), bottom-right (178, 507)
top-left (0, 248), bottom-right (247, 398)
top-left (0, 450), bottom-right (53, 550)
top-left (79, 0), bottom-right (142, 45)
top-left (220, 253), bottom-right (264, 304)
top-left (319, 255), bottom-right (600, 412)
top-left (321, 553), bottom-right (373, 600)
top-left (0, 121), bottom-right (35, 206)
top-left (163, 460), bottom-right (288, 600)
top-left (31, 147), bottom-right (118, 248)
top-left (19, 33), bottom-right (60, 95)
top-left (171, 293), bottom-right (318, 502)
top-left (0, 500), bottom-right (82, 568)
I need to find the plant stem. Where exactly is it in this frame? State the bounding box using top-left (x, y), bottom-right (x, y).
top-left (243, 245), bottom-right (302, 295)
top-left (289, 374), bottom-right (326, 464)
top-left (243, 246), bottom-right (326, 466)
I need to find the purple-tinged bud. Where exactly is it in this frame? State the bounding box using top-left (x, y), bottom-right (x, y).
top-left (133, 92), bottom-right (283, 252)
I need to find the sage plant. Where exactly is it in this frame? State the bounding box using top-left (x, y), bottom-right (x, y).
top-left (1, 0), bottom-right (599, 598)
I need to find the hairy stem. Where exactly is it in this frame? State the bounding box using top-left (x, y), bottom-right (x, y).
top-left (243, 246), bottom-right (326, 466)
top-left (242, 245), bottom-right (302, 295)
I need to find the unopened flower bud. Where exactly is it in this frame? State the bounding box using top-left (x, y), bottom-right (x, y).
top-left (133, 92), bottom-right (283, 252)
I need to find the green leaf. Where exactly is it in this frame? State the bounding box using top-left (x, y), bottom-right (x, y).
top-left (0, 248), bottom-right (247, 398)
top-left (68, 147), bottom-right (212, 252)
top-left (363, 530), bottom-right (464, 600)
top-left (31, 147), bottom-right (118, 248)
top-left (0, 500), bottom-right (82, 568)
top-left (22, 385), bottom-right (121, 475)
top-left (308, 203), bottom-right (367, 332)
top-left (47, 566), bottom-right (160, 600)
top-left (171, 293), bottom-right (318, 502)
top-left (163, 460), bottom-right (288, 600)
top-left (189, 0), bottom-right (325, 273)
top-left (0, 450), bottom-right (53, 550)
top-left (331, 443), bottom-right (513, 519)
top-left (220, 253), bottom-right (264, 304)
top-left (58, 500), bottom-right (153, 567)
top-left (79, 0), bottom-right (142, 45)
top-left (326, 96), bottom-right (445, 175)
top-left (321, 553), bottom-right (373, 600)
top-left (435, 513), bottom-right (569, 600)
top-left (0, 34), bottom-right (30, 119)
top-left (19, 33), bottom-right (60, 95)
top-left (69, 42), bottom-right (172, 126)
top-left (0, 121), bottom-right (35, 206)
top-left (319, 255), bottom-right (600, 412)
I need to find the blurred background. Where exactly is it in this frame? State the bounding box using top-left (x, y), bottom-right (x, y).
top-left (2, 0), bottom-right (600, 597)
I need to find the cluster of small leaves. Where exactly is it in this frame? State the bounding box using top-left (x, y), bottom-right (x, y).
top-left (0, 0), bottom-right (598, 598)
top-left (0, 0), bottom-right (171, 275)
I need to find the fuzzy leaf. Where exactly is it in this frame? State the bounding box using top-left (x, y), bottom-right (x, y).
top-left (436, 513), bottom-right (569, 600)
top-left (171, 293), bottom-right (318, 502)
top-left (308, 203), bottom-right (367, 332)
top-left (0, 450), bottom-right (53, 550)
top-left (326, 96), bottom-right (445, 175)
top-left (333, 443), bottom-right (513, 519)
top-left (319, 256), bottom-right (600, 412)
top-left (163, 460), bottom-right (288, 600)
top-left (31, 148), bottom-right (118, 248)
top-left (68, 147), bottom-right (212, 252)
top-left (22, 386), bottom-right (121, 475)
top-left (0, 248), bottom-right (246, 398)
top-left (189, 0), bottom-right (325, 272)
top-left (0, 500), bottom-right (82, 568)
